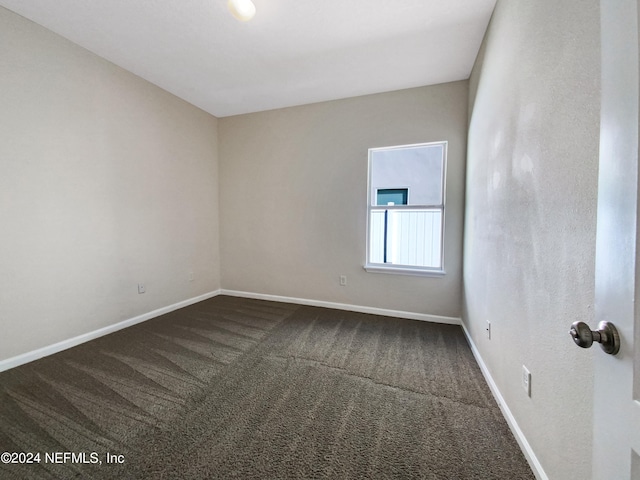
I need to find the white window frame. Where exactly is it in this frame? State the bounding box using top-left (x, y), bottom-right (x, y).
top-left (364, 141), bottom-right (447, 277)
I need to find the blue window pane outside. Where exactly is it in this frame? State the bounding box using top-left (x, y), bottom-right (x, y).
top-left (377, 188), bottom-right (408, 206)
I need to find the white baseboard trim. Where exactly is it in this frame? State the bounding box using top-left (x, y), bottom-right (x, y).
top-left (0, 290), bottom-right (222, 373)
top-left (220, 289), bottom-right (461, 325)
top-left (460, 322), bottom-right (548, 480)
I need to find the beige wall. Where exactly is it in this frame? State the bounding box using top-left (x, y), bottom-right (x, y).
top-left (464, 1), bottom-right (600, 479)
top-left (0, 7), bottom-right (221, 362)
top-left (219, 82), bottom-right (468, 318)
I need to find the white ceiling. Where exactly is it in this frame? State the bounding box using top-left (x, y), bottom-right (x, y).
top-left (0, 0), bottom-right (496, 117)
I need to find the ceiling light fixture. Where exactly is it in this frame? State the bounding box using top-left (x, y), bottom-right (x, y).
top-left (228, 0), bottom-right (256, 22)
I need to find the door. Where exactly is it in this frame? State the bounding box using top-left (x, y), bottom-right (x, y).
top-left (592, 1), bottom-right (640, 478)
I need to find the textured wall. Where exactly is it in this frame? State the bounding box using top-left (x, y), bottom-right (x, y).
top-left (0, 7), bottom-right (221, 362)
top-left (219, 83), bottom-right (468, 318)
top-left (464, 1), bottom-right (600, 478)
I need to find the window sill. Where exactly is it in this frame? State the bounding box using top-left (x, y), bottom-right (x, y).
top-left (363, 265), bottom-right (446, 277)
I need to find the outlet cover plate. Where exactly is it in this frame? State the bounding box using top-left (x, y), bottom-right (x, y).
top-left (522, 365), bottom-right (531, 397)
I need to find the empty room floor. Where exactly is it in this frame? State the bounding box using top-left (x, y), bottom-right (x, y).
top-left (0, 296), bottom-right (534, 479)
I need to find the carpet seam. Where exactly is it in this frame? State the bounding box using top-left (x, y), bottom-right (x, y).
top-left (271, 353), bottom-right (493, 410)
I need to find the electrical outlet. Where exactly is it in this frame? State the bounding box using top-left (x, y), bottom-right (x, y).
top-left (188, 271), bottom-right (194, 282)
top-left (138, 283), bottom-right (146, 294)
top-left (522, 365), bottom-right (531, 397)
top-left (486, 321), bottom-right (491, 339)
top-left (339, 275), bottom-right (347, 286)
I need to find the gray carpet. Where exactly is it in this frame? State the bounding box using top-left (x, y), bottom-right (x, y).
top-left (0, 296), bottom-right (534, 479)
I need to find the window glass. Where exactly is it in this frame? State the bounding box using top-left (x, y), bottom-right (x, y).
top-left (376, 188), bottom-right (408, 206)
top-left (366, 142), bottom-right (446, 273)
top-left (370, 144), bottom-right (444, 206)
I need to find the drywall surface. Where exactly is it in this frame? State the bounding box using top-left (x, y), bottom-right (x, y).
top-left (464, 1), bottom-right (600, 479)
top-left (219, 83), bottom-right (468, 318)
top-left (0, 7), bottom-right (220, 362)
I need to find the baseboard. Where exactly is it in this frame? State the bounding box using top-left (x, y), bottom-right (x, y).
top-left (460, 322), bottom-right (548, 480)
top-left (0, 290), bottom-right (222, 373)
top-left (220, 289), bottom-right (461, 325)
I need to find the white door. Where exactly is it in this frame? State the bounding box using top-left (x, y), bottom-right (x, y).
top-left (591, 1), bottom-right (640, 478)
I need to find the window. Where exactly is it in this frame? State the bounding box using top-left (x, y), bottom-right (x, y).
top-left (377, 188), bottom-right (408, 206)
top-left (365, 141), bottom-right (446, 275)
